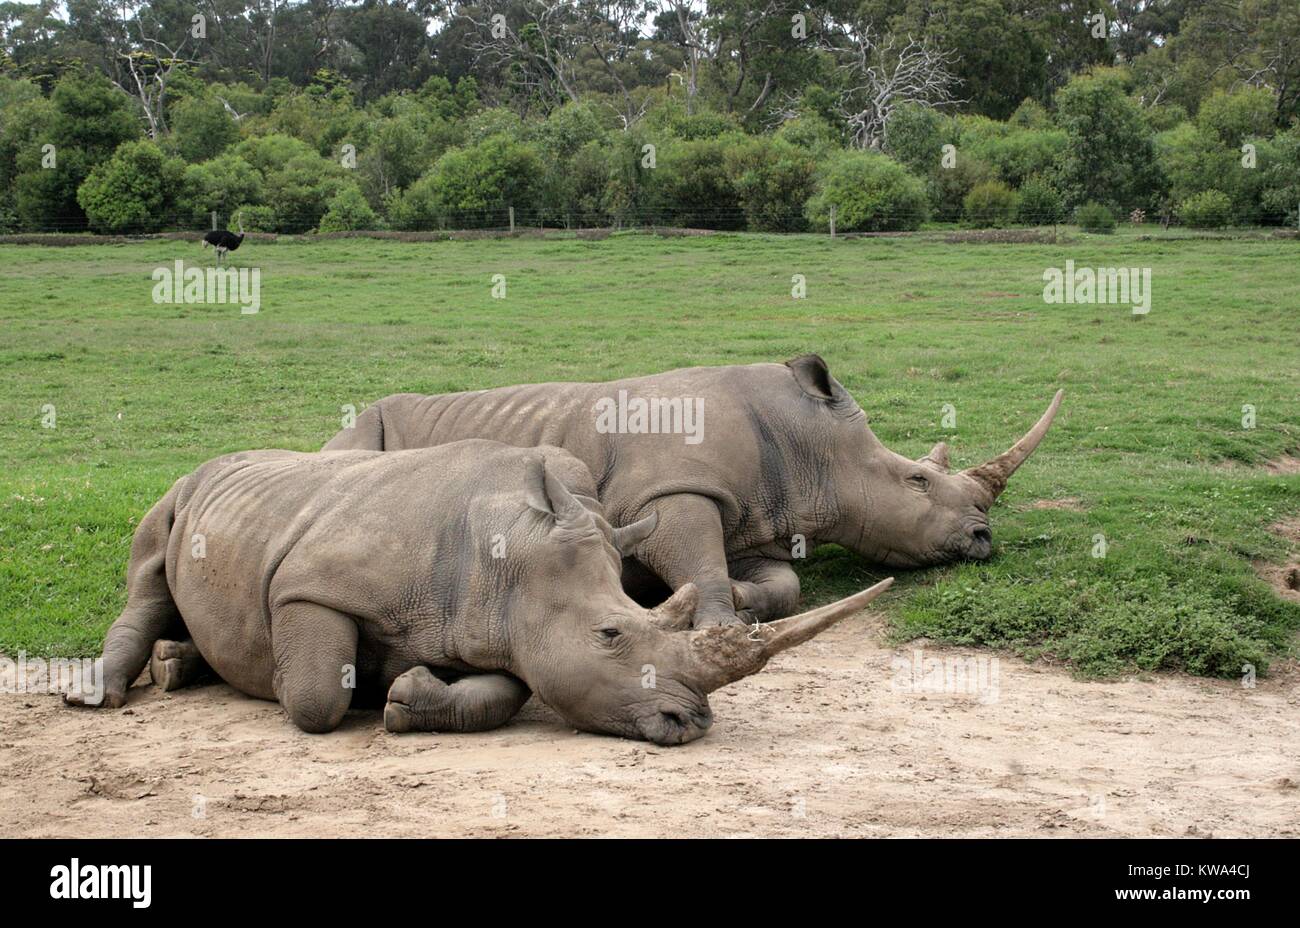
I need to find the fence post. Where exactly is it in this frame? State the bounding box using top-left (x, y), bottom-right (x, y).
top-left (829, 204), bottom-right (836, 239)
top-left (211, 210), bottom-right (218, 231)
top-left (509, 205), bottom-right (515, 234)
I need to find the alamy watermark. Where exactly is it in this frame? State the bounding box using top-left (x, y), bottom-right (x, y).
top-left (0, 651), bottom-right (103, 704)
top-left (1043, 260), bottom-right (1151, 315)
top-left (152, 261), bottom-right (261, 314)
top-left (890, 649), bottom-right (1000, 704)
top-left (593, 390), bottom-right (704, 445)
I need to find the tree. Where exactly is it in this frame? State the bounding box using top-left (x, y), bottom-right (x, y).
top-left (12, 71), bottom-right (138, 229)
top-left (819, 21), bottom-right (960, 150)
top-left (171, 93), bottom-right (241, 161)
top-left (77, 139), bottom-right (184, 231)
top-left (1054, 70), bottom-right (1162, 210)
top-left (805, 150), bottom-right (929, 232)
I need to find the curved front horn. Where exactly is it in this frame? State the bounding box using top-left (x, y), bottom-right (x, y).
top-left (962, 390), bottom-right (1063, 500)
top-left (686, 578), bottom-right (893, 692)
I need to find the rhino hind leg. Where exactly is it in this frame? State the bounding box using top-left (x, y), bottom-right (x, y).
top-left (270, 601), bottom-right (359, 734)
top-left (149, 638), bottom-right (212, 691)
top-left (728, 557), bottom-right (802, 624)
top-left (65, 484), bottom-right (185, 709)
top-left (384, 666), bottom-right (530, 734)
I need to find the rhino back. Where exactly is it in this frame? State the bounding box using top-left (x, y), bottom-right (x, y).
top-left (343, 364), bottom-right (843, 550)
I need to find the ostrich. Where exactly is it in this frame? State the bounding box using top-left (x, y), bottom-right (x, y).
top-left (202, 212), bottom-right (245, 265)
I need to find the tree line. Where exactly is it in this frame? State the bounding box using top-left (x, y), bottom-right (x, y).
top-left (0, 0), bottom-right (1297, 234)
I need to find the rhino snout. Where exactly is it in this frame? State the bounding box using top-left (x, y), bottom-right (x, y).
top-left (962, 523), bottom-right (993, 560)
top-left (634, 703), bottom-right (714, 745)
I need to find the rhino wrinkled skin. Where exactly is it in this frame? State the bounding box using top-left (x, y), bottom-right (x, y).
top-left (66, 440), bottom-right (890, 744)
top-left (324, 355), bottom-right (1062, 628)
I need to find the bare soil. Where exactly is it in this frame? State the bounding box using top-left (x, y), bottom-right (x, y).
top-left (2, 615), bottom-right (1297, 838)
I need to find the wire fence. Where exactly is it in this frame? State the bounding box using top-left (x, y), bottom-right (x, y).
top-left (4, 203), bottom-right (1299, 236)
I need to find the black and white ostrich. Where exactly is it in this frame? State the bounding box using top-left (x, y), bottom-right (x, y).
top-left (202, 212), bottom-right (245, 265)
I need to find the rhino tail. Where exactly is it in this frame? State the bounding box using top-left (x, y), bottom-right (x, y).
top-left (84, 480), bottom-right (188, 707)
top-left (322, 401), bottom-right (386, 451)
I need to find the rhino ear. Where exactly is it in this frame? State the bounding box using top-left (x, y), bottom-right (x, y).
top-left (786, 354), bottom-right (837, 400)
top-left (919, 441), bottom-right (950, 472)
top-left (530, 460), bottom-right (595, 534)
top-left (612, 511), bottom-right (657, 556)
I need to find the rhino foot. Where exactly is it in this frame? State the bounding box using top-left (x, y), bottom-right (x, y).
top-left (149, 638), bottom-right (211, 692)
top-left (63, 686), bottom-right (127, 710)
top-left (385, 667), bottom-right (530, 734)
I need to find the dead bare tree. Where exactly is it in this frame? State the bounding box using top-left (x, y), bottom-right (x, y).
top-left (578, 0), bottom-right (656, 128)
top-left (820, 21), bottom-right (960, 149)
top-left (662, 0), bottom-right (706, 114)
top-left (108, 4), bottom-right (195, 138)
top-left (459, 1), bottom-right (585, 110)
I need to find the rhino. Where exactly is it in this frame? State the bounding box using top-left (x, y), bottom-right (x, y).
top-left (323, 355), bottom-right (1062, 628)
top-left (64, 440), bottom-right (891, 744)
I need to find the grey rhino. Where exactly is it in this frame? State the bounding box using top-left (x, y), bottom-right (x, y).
top-left (65, 440), bottom-right (891, 744)
top-left (323, 355), bottom-right (1061, 628)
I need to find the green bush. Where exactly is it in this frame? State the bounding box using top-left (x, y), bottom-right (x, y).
top-left (646, 135), bottom-right (745, 229)
top-left (178, 155), bottom-right (264, 226)
top-left (263, 152), bottom-right (346, 233)
top-left (235, 204), bottom-right (277, 232)
top-left (724, 136), bottom-right (817, 232)
top-left (392, 134), bottom-right (540, 230)
top-left (1179, 189), bottom-right (1233, 228)
top-left (76, 141), bottom-right (184, 233)
top-left (1260, 126), bottom-right (1300, 225)
top-left (1076, 200), bottom-right (1116, 233)
top-left (1016, 175), bottom-right (1064, 224)
top-left (927, 155), bottom-right (996, 223)
top-left (1196, 86), bottom-right (1276, 148)
top-left (884, 102), bottom-right (958, 177)
top-left (805, 151), bottom-right (928, 232)
top-left (965, 126), bottom-right (1068, 188)
top-left (318, 183), bottom-right (380, 231)
top-left (170, 95), bottom-right (241, 162)
top-left (963, 180), bottom-right (1020, 228)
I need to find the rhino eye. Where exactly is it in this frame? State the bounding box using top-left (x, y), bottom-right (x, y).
top-left (599, 627), bottom-right (621, 641)
top-left (906, 473), bottom-right (930, 491)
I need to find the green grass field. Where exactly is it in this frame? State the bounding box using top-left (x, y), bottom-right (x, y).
top-left (2, 230), bottom-right (1298, 677)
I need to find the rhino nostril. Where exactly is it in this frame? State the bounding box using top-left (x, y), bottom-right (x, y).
top-left (972, 527), bottom-right (991, 545)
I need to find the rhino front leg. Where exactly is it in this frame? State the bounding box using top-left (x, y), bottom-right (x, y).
top-left (270, 601), bottom-right (359, 733)
top-left (728, 557), bottom-right (801, 623)
top-left (629, 493), bottom-right (741, 628)
top-left (384, 667), bottom-right (530, 733)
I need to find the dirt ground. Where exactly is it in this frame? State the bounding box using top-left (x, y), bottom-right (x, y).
top-left (2, 610), bottom-right (1297, 838)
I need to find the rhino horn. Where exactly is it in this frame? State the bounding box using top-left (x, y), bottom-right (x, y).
top-left (919, 441), bottom-right (950, 471)
top-left (647, 582), bottom-right (698, 631)
top-left (612, 511), bottom-right (658, 556)
top-left (685, 578), bottom-right (893, 691)
top-left (962, 390), bottom-right (1064, 500)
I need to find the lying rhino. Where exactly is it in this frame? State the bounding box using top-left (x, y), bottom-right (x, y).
top-left (323, 355), bottom-right (1061, 628)
top-left (65, 440), bottom-right (890, 744)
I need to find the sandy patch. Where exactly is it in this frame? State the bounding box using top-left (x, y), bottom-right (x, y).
top-left (2, 621), bottom-right (1297, 838)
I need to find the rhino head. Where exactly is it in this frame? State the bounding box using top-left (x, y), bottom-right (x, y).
top-left (506, 460), bottom-right (892, 745)
top-left (785, 355), bottom-right (1063, 568)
